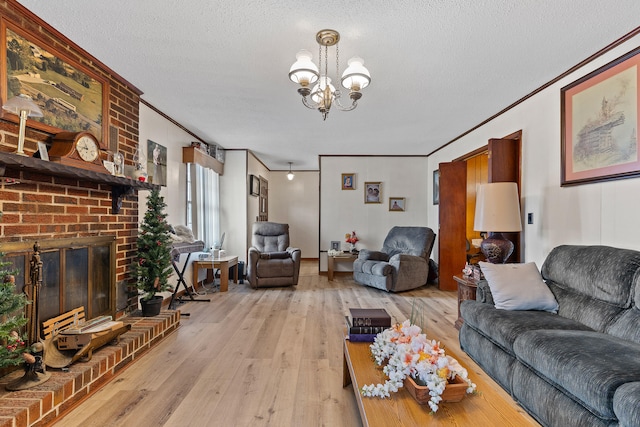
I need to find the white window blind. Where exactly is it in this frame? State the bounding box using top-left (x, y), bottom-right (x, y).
top-left (187, 163), bottom-right (220, 250)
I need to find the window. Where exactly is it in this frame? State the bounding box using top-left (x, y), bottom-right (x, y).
top-left (186, 163), bottom-right (220, 250)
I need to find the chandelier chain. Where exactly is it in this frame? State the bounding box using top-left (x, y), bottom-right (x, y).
top-left (336, 43), bottom-right (340, 84)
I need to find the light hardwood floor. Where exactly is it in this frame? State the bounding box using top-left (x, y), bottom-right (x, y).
top-left (53, 261), bottom-right (536, 427)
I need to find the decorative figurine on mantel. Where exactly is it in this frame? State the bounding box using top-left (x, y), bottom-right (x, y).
top-left (6, 243), bottom-right (52, 391)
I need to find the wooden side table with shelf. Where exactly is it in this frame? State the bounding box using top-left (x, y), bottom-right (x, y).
top-left (327, 253), bottom-right (358, 281)
top-left (453, 274), bottom-right (479, 330)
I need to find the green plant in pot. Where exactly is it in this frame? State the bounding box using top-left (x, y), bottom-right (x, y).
top-left (0, 252), bottom-right (28, 370)
top-left (132, 188), bottom-right (173, 316)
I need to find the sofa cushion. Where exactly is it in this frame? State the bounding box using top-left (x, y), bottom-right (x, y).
top-left (541, 245), bottom-right (640, 309)
top-left (460, 300), bottom-right (591, 355)
top-left (357, 260), bottom-right (393, 276)
top-left (256, 258), bottom-right (294, 278)
top-left (513, 330), bottom-right (640, 420)
top-left (259, 251), bottom-right (290, 259)
top-left (479, 261), bottom-right (558, 312)
top-left (613, 382), bottom-right (640, 427)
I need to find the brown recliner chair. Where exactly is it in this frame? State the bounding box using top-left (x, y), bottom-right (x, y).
top-left (247, 222), bottom-right (301, 288)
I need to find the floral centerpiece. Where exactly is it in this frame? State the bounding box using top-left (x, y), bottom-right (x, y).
top-left (345, 231), bottom-right (359, 252)
top-left (361, 320), bottom-right (476, 412)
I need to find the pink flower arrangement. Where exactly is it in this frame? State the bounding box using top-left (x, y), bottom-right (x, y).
top-left (361, 320), bottom-right (476, 412)
top-left (345, 231), bottom-right (359, 244)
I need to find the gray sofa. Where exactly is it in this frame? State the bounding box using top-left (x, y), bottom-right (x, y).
top-left (460, 245), bottom-right (640, 427)
top-left (352, 226), bottom-right (436, 292)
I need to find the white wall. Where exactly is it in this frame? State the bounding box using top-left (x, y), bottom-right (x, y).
top-left (320, 156), bottom-right (429, 271)
top-left (427, 34), bottom-right (640, 267)
top-left (219, 150), bottom-right (248, 264)
top-left (269, 171), bottom-right (319, 258)
top-left (138, 103), bottom-right (201, 295)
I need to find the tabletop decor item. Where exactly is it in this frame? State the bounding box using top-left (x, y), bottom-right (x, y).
top-left (361, 320), bottom-right (476, 412)
top-left (345, 231), bottom-right (359, 252)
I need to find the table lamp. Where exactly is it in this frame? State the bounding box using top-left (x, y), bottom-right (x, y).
top-left (473, 182), bottom-right (522, 263)
top-left (2, 94), bottom-right (44, 156)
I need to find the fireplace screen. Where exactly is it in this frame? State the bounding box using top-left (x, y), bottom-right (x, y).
top-left (1, 236), bottom-right (116, 330)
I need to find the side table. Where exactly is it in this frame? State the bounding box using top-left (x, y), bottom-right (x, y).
top-left (453, 274), bottom-right (478, 330)
top-left (327, 253), bottom-right (358, 281)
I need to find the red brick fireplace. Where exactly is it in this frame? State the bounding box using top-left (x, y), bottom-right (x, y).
top-left (0, 1), bottom-right (149, 316)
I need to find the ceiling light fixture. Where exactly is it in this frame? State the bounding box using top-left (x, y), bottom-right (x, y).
top-left (287, 162), bottom-right (295, 180)
top-left (289, 29), bottom-right (371, 121)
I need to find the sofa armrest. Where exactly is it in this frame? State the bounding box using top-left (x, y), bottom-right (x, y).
top-left (475, 279), bottom-right (494, 305)
top-left (358, 249), bottom-right (389, 261)
top-left (247, 247), bottom-right (261, 288)
top-left (613, 382), bottom-right (640, 427)
top-left (389, 254), bottom-right (428, 292)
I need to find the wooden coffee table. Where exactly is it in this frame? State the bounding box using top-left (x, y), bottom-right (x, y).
top-left (343, 338), bottom-right (538, 426)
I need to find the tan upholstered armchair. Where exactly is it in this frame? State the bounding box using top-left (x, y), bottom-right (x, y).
top-left (247, 222), bottom-right (301, 288)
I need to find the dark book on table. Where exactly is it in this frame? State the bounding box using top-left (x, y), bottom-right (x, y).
top-left (349, 308), bottom-right (391, 327)
top-left (345, 316), bottom-right (387, 342)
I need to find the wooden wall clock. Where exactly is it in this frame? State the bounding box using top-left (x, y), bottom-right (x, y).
top-left (48, 131), bottom-right (109, 173)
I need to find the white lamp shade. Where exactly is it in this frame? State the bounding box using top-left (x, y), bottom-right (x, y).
top-left (289, 50), bottom-right (319, 86)
top-left (474, 182), bottom-right (522, 232)
top-left (2, 94), bottom-right (43, 117)
top-left (341, 57), bottom-right (371, 91)
top-left (287, 172), bottom-right (294, 180)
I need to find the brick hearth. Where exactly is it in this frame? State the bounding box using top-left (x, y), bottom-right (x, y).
top-left (0, 310), bottom-right (180, 427)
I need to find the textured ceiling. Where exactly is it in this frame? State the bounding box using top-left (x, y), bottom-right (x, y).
top-left (15, 0), bottom-right (640, 171)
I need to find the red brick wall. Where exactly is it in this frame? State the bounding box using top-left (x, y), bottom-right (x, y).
top-left (0, 1), bottom-right (144, 313)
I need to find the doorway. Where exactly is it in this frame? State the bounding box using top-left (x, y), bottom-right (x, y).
top-left (437, 131), bottom-right (522, 291)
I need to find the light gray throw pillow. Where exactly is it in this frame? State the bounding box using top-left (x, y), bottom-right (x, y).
top-left (479, 261), bottom-right (559, 313)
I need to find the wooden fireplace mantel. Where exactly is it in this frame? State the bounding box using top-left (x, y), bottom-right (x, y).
top-left (0, 151), bottom-right (158, 214)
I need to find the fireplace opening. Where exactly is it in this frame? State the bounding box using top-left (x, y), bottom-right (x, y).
top-left (2, 236), bottom-right (116, 338)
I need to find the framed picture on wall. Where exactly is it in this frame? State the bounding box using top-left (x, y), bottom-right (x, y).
top-left (250, 174), bottom-right (260, 196)
top-left (433, 170), bottom-right (440, 205)
top-left (2, 20), bottom-right (108, 143)
top-left (561, 45), bottom-right (640, 186)
top-left (147, 140), bottom-right (167, 186)
top-left (364, 182), bottom-right (382, 204)
top-left (342, 173), bottom-right (355, 190)
top-left (389, 197), bottom-right (405, 211)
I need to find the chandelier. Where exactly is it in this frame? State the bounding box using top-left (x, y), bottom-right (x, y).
top-left (288, 29), bottom-right (371, 120)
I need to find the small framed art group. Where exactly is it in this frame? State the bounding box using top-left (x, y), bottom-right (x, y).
top-left (340, 174), bottom-right (405, 211)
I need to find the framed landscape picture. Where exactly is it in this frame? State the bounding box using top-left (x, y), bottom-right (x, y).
top-left (1, 19), bottom-right (108, 143)
top-left (561, 46), bottom-right (640, 186)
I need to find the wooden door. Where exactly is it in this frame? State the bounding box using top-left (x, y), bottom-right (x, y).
top-left (438, 161), bottom-right (467, 291)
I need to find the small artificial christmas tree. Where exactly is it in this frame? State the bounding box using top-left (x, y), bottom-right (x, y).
top-left (0, 213), bottom-right (28, 369)
top-left (132, 188), bottom-right (174, 301)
